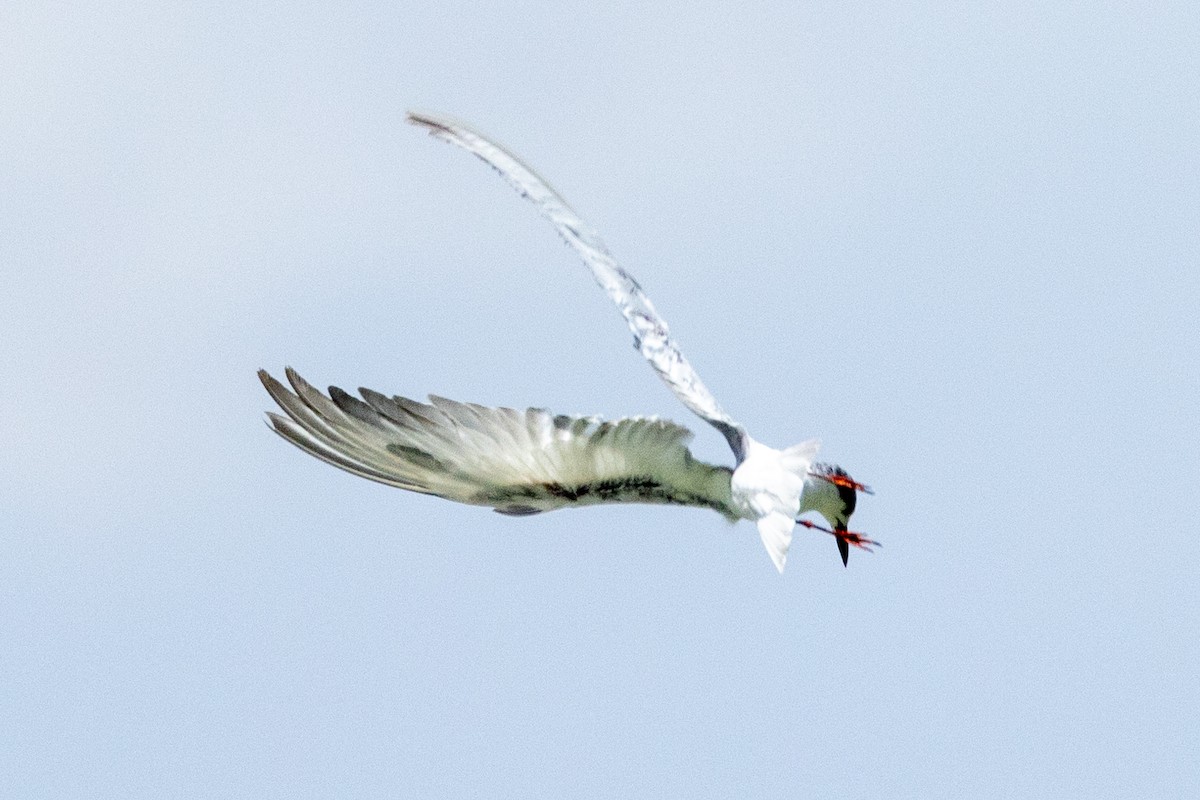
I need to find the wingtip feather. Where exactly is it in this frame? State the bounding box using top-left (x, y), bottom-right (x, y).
top-left (406, 110), bottom-right (469, 143)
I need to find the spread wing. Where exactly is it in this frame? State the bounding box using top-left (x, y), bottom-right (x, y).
top-left (260, 368), bottom-right (736, 518)
top-left (407, 111), bottom-right (750, 463)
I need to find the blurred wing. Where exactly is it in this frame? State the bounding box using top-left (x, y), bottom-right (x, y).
top-left (407, 111), bottom-right (750, 462)
top-left (260, 368), bottom-right (736, 518)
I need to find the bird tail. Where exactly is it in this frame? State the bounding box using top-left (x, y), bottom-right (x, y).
top-left (754, 438), bottom-right (821, 573)
top-left (757, 513), bottom-right (795, 573)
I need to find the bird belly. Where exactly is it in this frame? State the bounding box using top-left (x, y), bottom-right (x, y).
top-left (729, 447), bottom-right (804, 522)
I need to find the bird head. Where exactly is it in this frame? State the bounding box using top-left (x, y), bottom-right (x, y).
top-left (799, 463), bottom-right (878, 566)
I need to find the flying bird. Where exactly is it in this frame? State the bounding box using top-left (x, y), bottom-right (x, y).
top-left (260, 111), bottom-right (877, 572)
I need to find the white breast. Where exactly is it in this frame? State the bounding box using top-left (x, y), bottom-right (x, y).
top-left (729, 439), bottom-right (806, 521)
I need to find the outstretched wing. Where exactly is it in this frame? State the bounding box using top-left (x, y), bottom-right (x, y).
top-left (260, 368), bottom-right (736, 518)
top-left (407, 111), bottom-right (750, 463)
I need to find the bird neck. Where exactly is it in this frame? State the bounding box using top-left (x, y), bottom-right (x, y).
top-left (798, 475), bottom-right (844, 527)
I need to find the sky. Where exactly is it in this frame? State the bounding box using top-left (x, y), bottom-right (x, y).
top-left (2, 1), bottom-right (1198, 797)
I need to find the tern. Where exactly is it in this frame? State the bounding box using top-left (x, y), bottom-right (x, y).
top-left (260, 111), bottom-right (877, 572)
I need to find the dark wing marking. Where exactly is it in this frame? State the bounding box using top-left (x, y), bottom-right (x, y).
top-left (260, 368), bottom-right (737, 518)
top-left (407, 111), bottom-right (750, 462)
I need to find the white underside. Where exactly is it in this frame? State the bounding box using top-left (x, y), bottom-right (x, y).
top-left (730, 437), bottom-right (821, 572)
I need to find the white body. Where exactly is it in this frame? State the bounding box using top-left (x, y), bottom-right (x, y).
top-left (262, 113), bottom-right (862, 573)
top-left (731, 438), bottom-right (823, 572)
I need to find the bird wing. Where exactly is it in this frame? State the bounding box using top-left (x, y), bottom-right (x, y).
top-left (407, 111), bottom-right (751, 463)
top-left (260, 368), bottom-right (736, 518)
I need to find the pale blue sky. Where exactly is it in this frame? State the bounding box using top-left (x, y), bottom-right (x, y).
top-left (2, 1), bottom-right (1198, 797)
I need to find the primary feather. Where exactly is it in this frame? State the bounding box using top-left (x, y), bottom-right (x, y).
top-left (406, 111), bottom-right (750, 462)
top-left (260, 368), bottom-right (737, 518)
